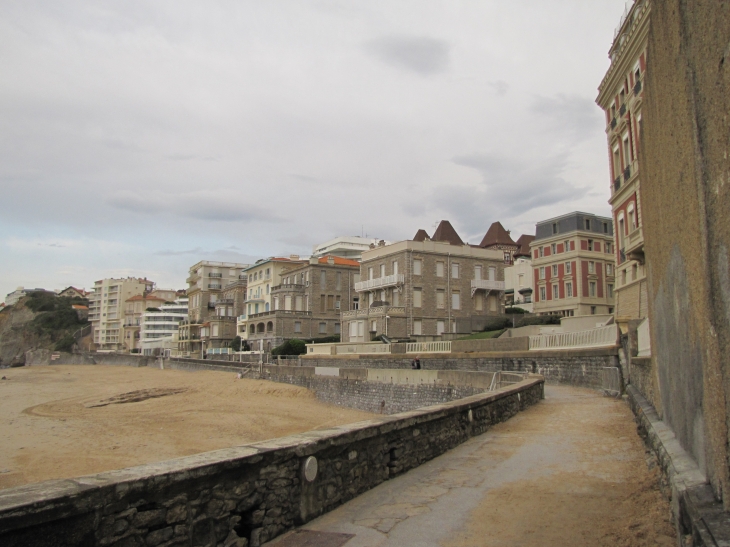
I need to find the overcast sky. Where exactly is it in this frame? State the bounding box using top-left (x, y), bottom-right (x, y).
top-left (0, 0), bottom-right (627, 299)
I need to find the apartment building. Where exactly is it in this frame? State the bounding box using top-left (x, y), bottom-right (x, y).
top-left (179, 261), bottom-right (249, 357)
top-left (123, 293), bottom-right (166, 352)
top-left (88, 277), bottom-right (154, 351)
top-left (505, 235), bottom-right (535, 311)
top-left (531, 212), bottom-right (616, 317)
top-left (241, 256), bottom-right (361, 351)
top-left (201, 279), bottom-right (248, 355)
top-left (140, 297), bottom-right (188, 356)
top-left (342, 221), bottom-right (506, 341)
top-left (312, 236), bottom-right (391, 261)
top-left (596, 0), bottom-right (650, 321)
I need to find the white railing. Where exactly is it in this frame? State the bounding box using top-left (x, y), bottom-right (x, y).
top-left (335, 343), bottom-right (391, 355)
top-left (529, 324), bottom-right (619, 351)
top-left (406, 341), bottom-right (452, 354)
top-left (354, 274), bottom-right (404, 292)
top-left (471, 279), bottom-right (506, 291)
top-left (342, 306), bottom-right (406, 319)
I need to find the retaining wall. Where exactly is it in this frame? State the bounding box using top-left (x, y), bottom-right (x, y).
top-left (0, 378), bottom-right (544, 547)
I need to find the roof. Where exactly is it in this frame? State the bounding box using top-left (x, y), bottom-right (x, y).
top-left (243, 257), bottom-right (308, 272)
top-left (514, 234), bottom-right (536, 257)
top-left (126, 294), bottom-right (166, 302)
top-left (480, 221), bottom-right (517, 248)
top-left (72, 304), bottom-right (88, 310)
top-left (431, 220), bottom-right (464, 246)
top-left (412, 229), bottom-right (430, 242)
top-left (316, 255), bottom-right (361, 267)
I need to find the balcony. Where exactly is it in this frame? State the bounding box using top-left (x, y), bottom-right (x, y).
top-left (342, 306), bottom-right (405, 319)
top-left (623, 165), bottom-right (631, 182)
top-left (186, 273), bottom-right (200, 284)
top-left (209, 273), bottom-right (223, 278)
top-left (613, 177), bottom-right (621, 193)
top-left (207, 284), bottom-right (222, 290)
top-left (625, 227), bottom-right (645, 264)
top-left (215, 299), bottom-right (235, 306)
top-left (354, 274), bottom-right (405, 293)
top-left (248, 310), bottom-right (312, 319)
top-left (271, 283), bottom-right (305, 292)
top-left (471, 279), bottom-right (505, 291)
top-left (634, 80), bottom-right (642, 95)
top-left (239, 274), bottom-right (247, 280)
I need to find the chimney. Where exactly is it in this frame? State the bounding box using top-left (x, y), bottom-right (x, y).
top-left (327, 256), bottom-right (335, 265)
top-left (290, 254), bottom-right (300, 260)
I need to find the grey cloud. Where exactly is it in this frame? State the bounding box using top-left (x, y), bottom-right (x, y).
top-left (365, 36), bottom-right (451, 75)
top-left (107, 192), bottom-right (161, 214)
top-left (530, 94), bottom-right (603, 142)
top-left (433, 153), bottom-right (588, 235)
top-left (488, 80), bottom-right (509, 96)
top-left (155, 248), bottom-right (204, 256)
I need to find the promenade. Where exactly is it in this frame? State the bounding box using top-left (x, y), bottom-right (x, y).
top-left (267, 386), bottom-right (675, 547)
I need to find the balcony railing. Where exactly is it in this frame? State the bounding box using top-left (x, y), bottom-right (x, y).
top-left (619, 248), bottom-right (627, 264)
top-left (613, 177), bottom-right (621, 193)
top-left (248, 310), bottom-right (312, 319)
top-left (271, 283), bottom-right (305, 291)
top-left (529, 324), bottom-right (619, 351)
top-left (208, 284), bottom-right (222, 290)
top-left (623, 165), bottom-right (631, 182)
top-left (354, 274), bottom-right (404, 292)
top-left (470, 279), bottom-right (505, 291)
top-left (209, 273), bottom-right (223, 278)
top-left (634, 80), bottom-right (642, 95)
top-left (342, 306), bottom-right (406, 319)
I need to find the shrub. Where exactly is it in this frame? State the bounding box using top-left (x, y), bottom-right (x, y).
top-left (230, 336), bottom-right (250, 351)
top-left (271, 339), bottom-right (307, 356)
top-left (54, 334), bottom-right (75, 352)
top-left (505, 307), bottom-right (528, 314)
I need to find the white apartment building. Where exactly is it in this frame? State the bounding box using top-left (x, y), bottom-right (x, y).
top-left (505, 257), bottom-right (534, 312)
top-left (140, 297), bottom-right (188, 356)
top-left (312, 236), bottom-right (391, 261)
top-left (89, 277), bottom-right (154, 351)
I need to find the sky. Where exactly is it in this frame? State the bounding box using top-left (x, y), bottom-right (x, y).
top-left (0, 0), bottom-right (628, 299)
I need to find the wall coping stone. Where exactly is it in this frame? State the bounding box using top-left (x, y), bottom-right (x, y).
top-left (0, 377), bottom-right (544, 535)
top-left (627, 385), bottom-right (730, 545)
top-left (302, 347), bottom-right (619, 360)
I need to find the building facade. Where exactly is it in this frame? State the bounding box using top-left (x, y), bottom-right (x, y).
top-left (89, 277), bottom-right (155, 351)
top-left (123, 293), bottom-right (167, 352)
top-left (312, 236), bottom-right (391, 261)
top-left (140, 297), bottom-right (188, 356)
top-left (239, 256), bottom-right (359, 351)
top-left (179, 261), bottom-right (249, 357)
top-left (343, 224), bottom-right (506, 341)
top-left (596, 0), bottom-right (650, 322)
top-left (531, 212), bottom-right (616, 317)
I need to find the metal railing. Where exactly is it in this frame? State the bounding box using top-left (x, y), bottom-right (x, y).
top-left (471, 279), bottom-right (506, 291)
top-left (354, 274), bottom-right (405, 292)
top-left (406, 341), bottom-right (452, 354)
top-left (489, 371), bottom-right (528, 391)
top-left (529, 324), bottom-right (619, 351)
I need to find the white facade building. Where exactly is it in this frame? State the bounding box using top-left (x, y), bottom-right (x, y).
top-left (504, 257), bottom-right (534, 312)
top-left (89, 277), bottom-right (155, 351)
top-left (140, 298), bottom-right (189, 356)
top-left (312, 236), bottom-right (391, 261)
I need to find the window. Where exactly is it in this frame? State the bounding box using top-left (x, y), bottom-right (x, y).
top-left (539, 267), bottom-right (546, 279)
top-left (334, 323), bottom-right (340, 334)
top-left (370, 320), bottom-right (377, 332)
top-left (285, 295), bottom-right (292, 310)
top-left (296, 296), bottom-right (303, 311)
top-left (539, 247), bottom-right (544, 258)
top-left (606, 264), bottom-right (613, 276)
top-left (413, 259), bottom-right (422, 275)
top-left (585, 219), bottom-right (591, 230)
top-left (475, 293), bottom-right (484, 311)
top-left (591, 306), bottom-right (597, 315)
top-left (588, 239), bottom-right (593, 251)
top-left (336, 272), bottom-right (342, 290)
top-left (437, 321), bottom-right (445, 335)
top-left (628, 204), bottom-right (636, 231)
top-left (609, 307), bottom-right (614, 314)
top-left (518, 274), bottom-right (524, 287)
top-left (589, 261), bottom-right (595, 274)
top-left (327, 295), bottom-right (334, 310)
top-left (504, 252), bottom-right (511, 264)
top-left (539, 286), bottom-right (546, 301)
top-left (320, 294), bottom-right (326, 311)
top-left (606, 242), bottom-right (612, 254)
top-left (392, 261), bottom-right (398, 276)
top-left (452, 291), bottom-right (460, 310)
top-left (566, 282), bottom-right (573, 298)
top-left (335, 295), bottom-right (341, 309)
top-left (392, 290), bottom-right (399, 306)
top-left (632, 264), bottom-right (638, 281)
top-left (319, 322), bottom-right (327, 334)
top-left (552, 264), bottom-right (558, 277)
top-left (452, 263), bottom-right (459, 279)
top-left (622, 269), bottom-right (627, 285)
top-left (552, 284), bottom-right (559, 300)
top-left (551, 243), bottom-right (557, 255)
top-left (565, 240), bottom-right (571, 251)
top-left (565, 262), bottom-right (572, 274)
top-left (266, 284), bottom-right (270, 294)
top-left (320, 270), bottom-right (326, 287)
top-left (474, 265), bottom-right (482, 280)
top-left (368, 267), bottom-right (373, 280)
top-left (589, 282), bottom-right (597, 297)
top-left (552, 222), bottom-right (559, 234)
top-left (380, 264), bottom-right (385, 278)
top-left (436, 262), bottom-right (444, 277)
top-left (603, 222), bottom-right (609, 234)
top-left (413, 288), bottom-right (422, 308)
top-left (436, 289), bottom-right (445, 309)
top-left (607, 284), bottom-right (614, 298)
top-left (413, 320), bottom-right (422, 335)
top-left (488, 266), bottom-right (496, 281)
top-left (623, 133), bottom-right (631, 166)
top-left (212, 324), bottom-right (219, 337)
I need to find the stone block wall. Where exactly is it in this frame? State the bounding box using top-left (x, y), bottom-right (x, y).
top-left (0, 379), bottom-right (544, 547)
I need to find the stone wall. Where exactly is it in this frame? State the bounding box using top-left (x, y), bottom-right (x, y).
top-left (302, 348), bottom-right (618, 389)
top-left (0, 378), bottom-right (544, 547)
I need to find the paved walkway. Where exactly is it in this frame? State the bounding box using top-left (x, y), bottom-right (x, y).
top-left (266, 386), bottom-right (675, 547)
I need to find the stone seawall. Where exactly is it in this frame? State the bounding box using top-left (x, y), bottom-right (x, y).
top-left (302, 348), bottom-right (619, 389)
top-left (0, 378), bottom-right (544, 547)
top-left (258, 367), bottom-right (488, 415)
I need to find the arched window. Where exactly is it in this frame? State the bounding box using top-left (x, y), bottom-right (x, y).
top-left (257, 323), bottom-right (265, 333)
top-left (249, 324), bottom-right (255, 335)
top-left (266, 322), bottom-right (273, 332)
top-left (627, 203), bottom-right (636, 231)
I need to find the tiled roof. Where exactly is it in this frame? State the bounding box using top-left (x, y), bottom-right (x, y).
top-left (125, 294), bottom-right (166, 302)
top-left (72, 304), bottom-right (89, 310)
top-left (317, 256), bottom-right (360, 267)
top-left (515, 234), bottom-right (536, 257)
top-left (480, 221), bottom-right (517, 248)
top-left (431, 220), bottom-right (464, 246)
top-left (412, 229), bottom-right (430, 242)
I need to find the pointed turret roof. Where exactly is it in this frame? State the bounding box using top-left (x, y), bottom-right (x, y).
top-left (480, 221), bottom-right (517, 248)
top-left (413, 229), bottom-right (430, 242)
top-left (431, 220), bottom-right (464, 246)
top-left (514, 234), bottom-right (536, 257)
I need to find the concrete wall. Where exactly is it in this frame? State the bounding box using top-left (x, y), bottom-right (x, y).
top-left (640, 0), bottom-right (730, 503)
top-left (450, 337), bottom-right (529, 353)
top-left (0, 378), bottom-right (544, 547)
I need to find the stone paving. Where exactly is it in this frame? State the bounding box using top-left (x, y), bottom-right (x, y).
top-left (265, 386), bottom-right (675, 547)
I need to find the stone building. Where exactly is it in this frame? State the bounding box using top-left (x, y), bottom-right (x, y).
top-left (123, 293), bottom-right (166, 352)
top-left (178, 261), bottom-right (249, 358)
top-left (479, 221), bottom-right (519, 265)
top-left (242, 256), bottom-right (360, 351)
top-left (596, 0), bottom-right (650, 323)
top-left (530, 212), bottom-right (615, 317)
top-left (342, 221), bottom-right (506, 341)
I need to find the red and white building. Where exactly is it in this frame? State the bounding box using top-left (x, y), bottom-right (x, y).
top-left (596, 0), bottom-right (650, 322)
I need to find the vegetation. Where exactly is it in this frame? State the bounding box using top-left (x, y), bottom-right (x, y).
top-left (54, 333), bottom-right (76, 352)
top-left (230, 336), bottom-right (250, 351)
top-left (505, 307), bottom-right (528, 314)
top-left (145, 307), bottom-right (161, 312)
top-left (481, 314), bottom-right (561, 332)
top-left (271, 339), bottom-right (307, 356)
top-left (24, 292), bottom-right (89, 349)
